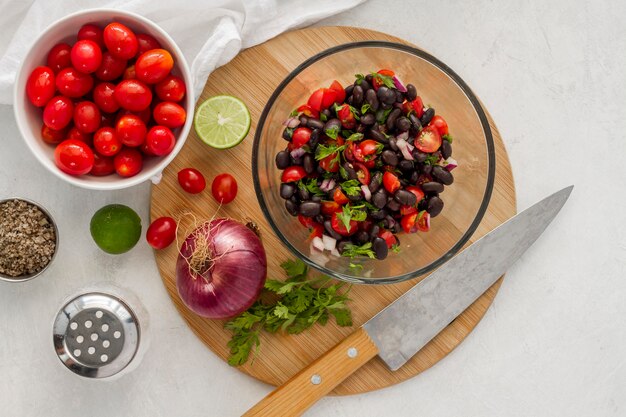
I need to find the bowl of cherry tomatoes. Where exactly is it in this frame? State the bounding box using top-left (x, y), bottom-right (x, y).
top-left (14, 9), bottom-right (194, 190)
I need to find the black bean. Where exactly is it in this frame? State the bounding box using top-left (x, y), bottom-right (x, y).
top-left (409, 171), bottom-right (419, 183)
top-left (418, 198), bottom-right (428, 211)
top-left (383, 88), bottom-right (397, 105)
top-left (398, 159), bottom-right (414, 172)
top-left (420, 108), bottom-right (435, 126)
top-left (369, 171), bottom-right (383, 193)
top-left (275, 150), bottom-right (290, 169)
top-left (324, 220), bottom-right (342, 240)
top-left (381, 101), bottom-right (392, 110)
top-left (309, 129), bottom-right (320, 149)
top-left (372, 190), bottom-right (387, 208)
top-left (298, 186), bottom-right (310, 201)
top-left (311, 195), bottom-right (322, 203)
top-left (370, 209), bottom-right (387, 220)
top-left (421, 164), bottom-right (433, 175)
top-left (307, 118), bottom-right (325, 130)
top-left (393, 102), bottom-right (404, 110)
top-left (282, 128), bottom-right (293, 141)
top-left (365, 88), bottom-right (379, 111)
top-left (303, 154), bottom-right (315, 174)
top-left (343, 162), bottom-right (358, 180)
top-left (369, 225), bottom-right (380, 241)
top-left (354, 230), bottom-right (370, 245)
top-left (280, 183), bottom-right (296, 199)
top-left (352, 85), bottom-right (364, 106)
top-left (394, 189), bottom-right (417, 206)
top-left (316, 165), bottom-right (325, 174)
top-left (381, 150), bottom-right (399, 166)
top-left (344, 84), bottom-right (354, 97)
top-left (369, 129), bottom-right (387, 143)
top-left (385, 215), bottom-right (397, 230)
top-left (290, 194), bottom-right (299, 203)
top-left (346, 95), bottom-right (354, 105)
top-left (285, 200), bottom-right (298, 216)
top-left (290, 155), bottom-right (303, 165)
top-left (386, 108), bottom-right (402, 130)
top-left (299, 201), bottom-right (320, 217)
top-left (412, 150), bottom-right (427, 162)
top-left (395, 90), bottom-right (404, 103)
top-left (372, 237), bottom-right (388, 260)
top-left (321, 108), bottom-right (331, 119)
top-left (299, 115), bottom-right (309, 125)
top-left (356, 123), bottom-right (367, 134)
top-left (408, 112), bottom-right (422, 130)
top-left (441, 140), bottom-right (452, 159)
top-left (427, 196), bottom-right (444, 217)
top-left (389, 137), bottom-right (399, 151)
top-left (360, 79), bottom-right (372, 91)
top-left (337, 240), bottom-right (351, 255)
top-left (386, 198), bottom-right (401, 212)
top-left (406, 84), bottom-right (417, 101)
top-left (365, 74), bottom-right (374, 83)
top-left (315, 214), bottom-right (325, 224)
top-left (361, 113), bottom-right (375, 125)
top-left (376, 86), bottom-right (389, 101)
top-left (395, 117), bottom-right (411, 132)
top-left (422, 181), bottom-right (444, 193)
top-left (348, 192), bottom-right (362, 202)
top-left (432, 165), bottom-right (454, 185)
top-left (324, 118), bottom-right (342, 135)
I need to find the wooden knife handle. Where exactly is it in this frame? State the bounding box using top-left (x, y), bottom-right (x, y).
top-left (243, 327), bottom-right (379, 417)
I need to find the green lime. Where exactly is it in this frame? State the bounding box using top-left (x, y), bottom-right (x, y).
top-left (90, 204), bottom-right (142, 255)
top-left (194, 95), bottom-right (251, 149)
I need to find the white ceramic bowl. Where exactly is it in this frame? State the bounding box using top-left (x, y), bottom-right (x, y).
top-left (13, 9), bottom-right (194, 190)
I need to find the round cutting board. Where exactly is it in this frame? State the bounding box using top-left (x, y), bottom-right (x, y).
top-left (150, 26), bottom-right (516, 395)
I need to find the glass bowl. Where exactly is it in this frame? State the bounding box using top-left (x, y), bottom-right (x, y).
top-left (253, 41), bottom-right (495, 284)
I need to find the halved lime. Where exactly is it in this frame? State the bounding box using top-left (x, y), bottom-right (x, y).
top-left (194, 95), bottom-right (251, 149)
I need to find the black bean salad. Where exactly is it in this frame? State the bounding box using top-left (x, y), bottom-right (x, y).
top-left (275, 69), bottom-right (457, 261)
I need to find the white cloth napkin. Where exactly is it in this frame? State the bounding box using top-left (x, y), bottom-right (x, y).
top-left (0, 0), bottom-right (365, 105)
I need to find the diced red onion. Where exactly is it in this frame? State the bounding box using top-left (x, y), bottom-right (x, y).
top-left (290, 147), bottom-right (306, 159)
top-left (440, 157), bottom-right (458, 171)
top-left (282, 117), bottom-right (300, 128)
top-left (424, 213), bottom-right (431, 230)
top-left (311, 236), bottom-right (325, 252)
top-left (322, 235), bottom-right (337, 251)
top-left (309, 246), bottom-right (330, 266)
top-left (330, 248), bottom-right (341, 257)
top-left (396, 138), bottom-right (414, 161)
top-left (407, 141), bottom-right (414, 152)
top-left (361, 185), bottom-right (372, 201)
top-left (320, 178), bottom-right (336, 192)
top-left (396, 131), bottom-right (409, 141)
top-left (392, 75), bottom-right (407, 92)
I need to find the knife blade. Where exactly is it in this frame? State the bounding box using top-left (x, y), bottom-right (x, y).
top-left (244, 186), bottom-right (573, 417)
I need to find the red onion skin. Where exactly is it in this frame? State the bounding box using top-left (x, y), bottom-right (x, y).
top-left (176, 218), bottom-right (267, 319)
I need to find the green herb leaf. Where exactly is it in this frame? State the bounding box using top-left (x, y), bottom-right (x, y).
top-left (319, 112), bottom-right (328, 122)
top-left (290, 108), bottom-right (299, 117)
top-left (372, 72), bottom-right (396, 89)
top-left (341, 242), bottom-right (376, 259)
top-left (391, 244), bottom-right (401, 254)
top-left (348, 105), bottom-right (361, 121)
top-left (354, 74), bottom-right (365, 84)
top-left (330, 308), bottom-right (353, 327)
top-left (341, 179), bottom-right (361, 197)
top-left (283, 127), bottom-right (294, 139)
top-left (315, 143), bottom-right (345, 161)
top-left (325, 125), bottom-right (340, 140)
top-left (339, 165), bottom-right (349, 180)
top-left (423, 154), bottom-right (440, 165)
top-left (336, 205), bottom-right (353, 231)
top-left (349, 262), bottom-right (363, 271)
top-left (442, 134), bottom-right (453, 143)
top-left (345, 132), bottom-right (364, 142)
top-left (361, 103), bottom-right (371, 114)
top-left (376, 108), bottom-right (393, 124)
top-left (298, 179), bottom-right (325, 197)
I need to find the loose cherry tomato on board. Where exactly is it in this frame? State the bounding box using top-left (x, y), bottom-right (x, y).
top-left (43, 96), bottom-right (74, 130)
top-left (67, 126), bottom-right (93, 145)
top-left (378, 229), bottom-right (397, 248)
top-left (354, 162), bottom-right (371, 185)
top-left (136, 33), bottom-right (162, 55)
top-left (417, 211), bottom-right (431, 232)
top-left (41, 124), bottom-right (67, 145)
top-left (155, 75), bottom-right (186, 102)
top-left (328, 80), bottom-right (346, 104)
top-left (331, 211), bottom-right (358, 236)
top-left (281, 166), bottom-right (307, 183)
top-left (211, 173), bottom-right (238, 204)
top-left (46, 43), bottom-right (72, 73)
top-left (382, 171), bottom-right (401, 193)
top-left (298, 214), bottom-right (315, 228)
top-left (116, 114), bottom-right (147, 147)
top-left (114, 79), bottom-right (152, 112)
top-left (333, 188), bottom-right (349, 205)
top-left (73, 101), bottom-right (101, 133)
top-left (321, 201), bottom-right (342, 215)
top-left (77, 23), bottom-right (104, 48)
top-left (114, 148), bottom-right (143, 177)
top-left (95, 52), bottom-right (127, 81)
top-left (291, 127), bottom-right (312, 148)
top-left (429, 115), bottom-right (449, 136)
top-left (71, 40), bottom-right (102, 74)
top-left (152, 102), bottom-right (186, 129)
top-left (90, 153), bottom-right (115, 176)
top-left (103, 22), bottom-right (138, 60)
top-left (296, 104), bottom-right (319, 119)
top-left (55, 67), bottom-right (94, 98)
top-left (146, 217), bottom-right (177, 250)
top-left (93, 127), bottom-right (122, 157)
top-left (372, 69), bottom-right (395, 90)
top-left (135, 49), bottom-right (174, 84)
top-left (177, 168), bottom-right (206, 194)
top-left (414, 125), bottom-right (442, 153)
top-left (26, 66), bottom-right (56, 107)
top-left (54, 139), bottom-right (94, 176)
top-left (145, 126), bottom-right (176, 156)
top-left (93, 82), bottom-right (120, 113)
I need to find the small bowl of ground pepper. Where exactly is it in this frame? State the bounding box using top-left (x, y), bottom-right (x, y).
top-left (0, 198), bottom-right (58, 282)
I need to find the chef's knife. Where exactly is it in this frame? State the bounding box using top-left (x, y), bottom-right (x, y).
top-left (244, 186), bottom-right (573, 417)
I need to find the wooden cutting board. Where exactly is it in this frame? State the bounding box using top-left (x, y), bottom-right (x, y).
top-left (150, 26), bottom-right (516, 396)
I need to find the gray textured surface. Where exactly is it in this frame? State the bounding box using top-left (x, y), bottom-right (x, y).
top-left (1, 0), bottom-right (625, 416)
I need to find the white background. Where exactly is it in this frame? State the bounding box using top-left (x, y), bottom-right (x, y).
top-left (1, 0), bottom-right (625, 416)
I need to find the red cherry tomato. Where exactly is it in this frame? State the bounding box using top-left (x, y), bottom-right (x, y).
top-left (117, 108), bottom-right (151, 125)
top-left (90, 153), bottom-right (115, 176)
top-left (383, 171), bottom-right (400, 193)
top-left (93, 127), bottom-right (121, 156)
top-left (358, 139), bottom-right (381, 158)
top-left (67, 126), bottom-right (92, 144)
top-left (331, 211), bottom-right (358, 236)
top-left (146, 216), bottom-right (177, 249)
top-left (136, 33), bottom-right (162, 55)
top-left (177, 168), bottom-right (206, 194)
top-left (46, 43), bottom-right (72, 73)
top-left (54, 139), bottom-right (94, 175)
top-left (298, 214), bottom-right (315, 228)
top-left (344, 142), bottom-right (355, 162)
top-left (414, 125), bottom-right (442, 153)
top-left (93, 82), bottom-right (120, 113)
top-left (123, 65), bottom-right (136, 80)
top-left (114, 79), bottom-right (152, 111)
top-left (70, 40), bottom-right (102, 74)
top-left (354, 162), bottom-right (371, 185)
top-left (372, 69), bottom-right (395, 90)
top-left (95, 52), bottom-right (127, 81)
top-left (307, 88), bottom-right (324, 112)
top-left (155, 75), bottom-right (186, 102)
top-left (26, 66), bottom-right (55, 107)
top-left (291, 127), bottom-right (312, 148)
top-left (152, 102), bottom-right (186, 129)
top-left (337, 103), bottom-right (356, 129)
top-left (43, 96), bottom-right (74, 130)
top-left (401, 212), bottom-right (418, 234)
top-left (378, 229), bottom-right (397, 248)
top-left (295, 104), bottom-right (318, 119)
top-left (319, 154), bottom-right (340, 173)
top-left (145, 126), bottom-right (176, 156)
top-left (417, 211), bottom-right (431, 232)
top-left (281, 166), bottom-right (307, 182)
top-left (405, 185), bottom-right (425, 203)
top-left (333, 188), bottom-right (349, 205)
top-left (77, 23), bottom-right (104, 48)
top-left (41, 124), bottom-right (67, 145)
top-left (135, 49), bottom-right (173, 84)
top-left (211, 173), bottom-right (238, 204)
top-left (321, 201), bottom-right (342, 215)
top-left (321, 88), bottom-right (337, 109)
top-left (328, 80), bottom-right (346, 104)
top-left (401, 96), bottom-right (424, 118)
top-left (114, 148), bottom-right (143, 177)
top-left (103, 22), bottom-right (138, 60)
top-left (430, 115), bottom-right (449, 136)
top-left (55, 67), bottom-right (93, 98)
top-left (400, 205), bottom-right (418, 216)
top-left (116, 114), bottom-right (147, 147)
top-left (73, 101), bottom-right (101, 133)
top-left (308, 223), bottom-right (324, 240)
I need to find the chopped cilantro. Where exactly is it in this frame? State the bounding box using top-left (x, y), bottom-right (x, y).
top-left (442, 134), bottom-right (453, 143)
top-left (340, 179), bottom-right (361, 196)
top-left (341, 242), bottom-right (376, 259)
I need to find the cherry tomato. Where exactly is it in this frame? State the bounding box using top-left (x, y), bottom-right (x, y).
top-left (41, 124), bottom-right (67, 145)
top-left (321, 88), bottom-right (337, 109)
top-left (177, 168), bottom-right (206, 194)
top-left (114, 79), bottom-right (152, 111)
top-left (332, 188), bottom-right (350, 205)
top-left (344, 142), bottom-right (356, 161)
top-left (95, 52), bottom-right (127, 81)
top-left (319, 154), bottom-right (340, 173)
top-left (211, 173), bottom-right (238, 204)
top-left (67, 126), bottom-right (92, 145)
top-left (372, 69), bottom-right (395, 90)
top-left (123, 65), bottom-right (136, 80)
top-left (118, 108), bottom-right (151, 125)
top-left (281, 166), bottom-right (307, 182)
top-left (308, 222), bottom-right (324, 240)
top-left (43, 96), bottom-right (74, 130)
top-left (90, 153), bottom-right (115, 176)
top-left (26, 66), bottom-right (55, 107)
top-left (55, 67), bottom-right (93, 98)
top-left (400, 205), bottom-right (418, 216)
top-left (137, 33), bottom-right (162, 55)
top-left (402, 96), bottom-right (424, 118)
top-left (331, 211), bottom-right (358, 236)
top-left (93, 127), bottom-right (121, 156)
top-left (70, 40), bottom-right (102, 74)
top-left (77, 23), bottom-right (104, 48)
top-left (417, 211), bottom-right (431, 232)
top-left (298, 214), bottom-right (315, 228)
top-left (321, 201), bottom-right (342, 215)
top-left (358, 139), bottom-right (381, 159)
top-left (146, 216), bottom-right (177, 249)
top-left (93, 82), bottom-right (120, 113)
top-left (116, 114), bottom-right (147, 147)
top-left (414, 125), bottom-right (442, 153)
top-left (378, 229), bottom-right (397, 248)
top-left (328, 80), bottom-right (346, 104)
top-left (103, 22), bottom-right (138, 60)
top-left (291, 127), bottom-right (312, 148)
top-left (430, 115), bottom-right (449, 136)
top-left (114, 148), bottom-right (143, 177)
top-left (73, 101), bottom-right (101, 133)
top-left (135, 49), bottom-right (173, 84)
top-left (145, 126), bottom-right (176, 156)
top-left (46, 43), bottom-right (72, 73)
top-left (307, 88), bottom-right (324, 111)
top-left (336, 103), bottom-right (356, 129)
top-left (401, 212), bottom-right (418, 234)
top-left (383, 171), bottom-right (400, 193)
top-left (405, 185), bottom-right (425, 204)
top-left (155, 75), bottom-right (186, 102)
top-left (152, 102), bottom-right (186, 129)
top-left (296, 104), bottom-right (319, 119)
top-left (354, 162), bottom-right (371, 185)
top-left (54, 139), bottom-right (94, 176)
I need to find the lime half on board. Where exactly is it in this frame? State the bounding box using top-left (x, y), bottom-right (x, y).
top-left (194, 95), bottom-right (251, 149)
